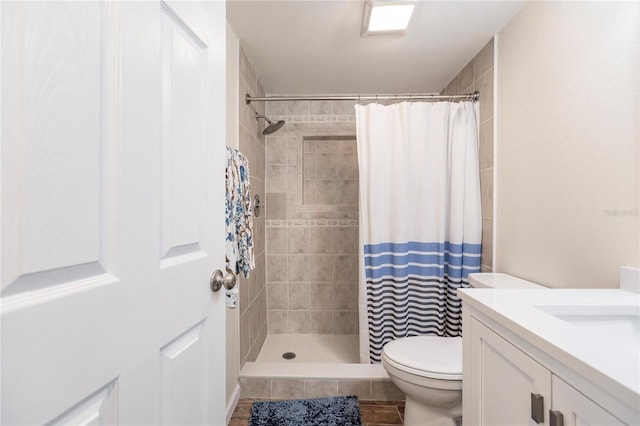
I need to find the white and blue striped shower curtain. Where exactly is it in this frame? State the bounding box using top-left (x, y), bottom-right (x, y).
top-left (355, 101), bottom-right (482, 363)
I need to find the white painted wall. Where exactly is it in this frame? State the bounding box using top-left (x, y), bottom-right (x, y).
top-left (225, 20), bottom-right (240, 414)
top-left (495, 1), bottom-right (639, 288)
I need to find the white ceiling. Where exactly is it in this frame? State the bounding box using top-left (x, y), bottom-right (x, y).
top-left (226, 0), bottom-right (526, 95)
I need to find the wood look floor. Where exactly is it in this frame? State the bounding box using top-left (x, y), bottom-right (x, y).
top-left (229, 398), bottom-right (405, 426)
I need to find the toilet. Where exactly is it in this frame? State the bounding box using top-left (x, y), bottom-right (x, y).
top-left (381, 273), bottom-right (543, 426)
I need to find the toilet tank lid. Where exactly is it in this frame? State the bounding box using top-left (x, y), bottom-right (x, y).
top-left (383, 336), bottom-right (462, 377)
top-left (469, 273), bottom-right (544, 289)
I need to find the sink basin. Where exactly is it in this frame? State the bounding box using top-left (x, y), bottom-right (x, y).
top-left (536, 305), bottom-right (640, 349)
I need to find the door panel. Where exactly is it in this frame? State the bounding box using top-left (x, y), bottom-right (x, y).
top-left (1, 1), bottom-right (112, 295)
top-left (161, 321), bottom-right (207, 425)
top-left (1, 1), bottom-right (227, 425)
top-left (470, 318), bottom-right (552, 426)
top-left (552, 376), bottom-right (624, 426)
top-left (160, 2), bottom-right (207, 262)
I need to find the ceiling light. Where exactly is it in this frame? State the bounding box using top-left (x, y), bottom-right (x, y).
top-left (361, 0), bottom-right (416, 36)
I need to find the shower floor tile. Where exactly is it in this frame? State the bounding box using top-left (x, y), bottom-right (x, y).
top-left (255, 334), bottom-right (359, 363)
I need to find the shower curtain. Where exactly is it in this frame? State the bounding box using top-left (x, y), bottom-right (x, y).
top-left (355, 101), bottom-right (482, 363)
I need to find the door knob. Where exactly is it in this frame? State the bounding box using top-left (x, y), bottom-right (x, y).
top-left (210, 269), bottom-right (236, 292)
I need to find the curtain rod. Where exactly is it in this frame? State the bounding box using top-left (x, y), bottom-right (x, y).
top-left (245, 91), bottom-right (479, 105)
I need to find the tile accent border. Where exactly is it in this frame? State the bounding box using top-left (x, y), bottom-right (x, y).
top-left (267, 219), bottom-right (358, 227)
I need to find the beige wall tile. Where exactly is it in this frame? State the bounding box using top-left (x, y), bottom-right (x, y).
top-left (316, 140), bottom-right (337, 153)
top-left (304, 380), bottom-right (338, 398)
top-left (310, 283), bottom-right (333, 310)
top-left (289, 311), bottom-right (311, 333)
top-left (338, 140), bottom-right (357, 153)
top-left (239, 46), bottom-right (251, 83)
top-left (475, 39), bottom-right (494, 80)
top-left (267, 282), bottom-right (288, 310)
top-left (304, 139), bottom-right (315, 153)
top-left (308, 254), bottom-right (333, 282)
top-left (316, 153), bottom-right (338, 179)
top-left (481, 218), bottom-right (493, 268)
top-left (334, 255), bottom-right (357, 282)
top-left (240, 378), bottom-right (271, 399)
top-left (341, 180), bottom-right (359, 205)
top-left (303, 154), bottom-right (316, 178)
top-left (459, 60), bottom-right (475, 93)
top-left (272, 379), bottom-right (305, 399)
top-left (333, 227), bottom-right (358, 254)
top-left (331, 100), bottom-right (356, 116)
top-left (266, 255), bottom-right (287, 282)
top-left (371, 380), bottom-right (405, 401)
top-left (255, 254), bottom-right (266, 292)
top-left (240, 312), bottom-right (250, 362)
top-left (288, 282), bottom-right (311, 310)
top-left (338, 153), bottom-right (358, 180)
top-left (286, 136), bottom-right (299, 166)
top-left (308, 311), bottom-right (333, 333)
top-left (287, 255), bottom-right (309, 282)
top-left (263, 111), bottom-right (359, 334)
top-left (238, 276), bottom-right (249, 316)
top-left (267, 101), bottom-right (286, 116)
top-left (239, 79), bottom-right (257, 137)
top-left (266, 165), bottom-right (287, 192)
top-left (287, 226), bottom-right (309, 254)
top-left (266, 193), bottom-right (286, 219)
top-left (479, 119), bottom-right (494, 170)
top-left (267, 310), bottom-right (289, 334)
top-left (334, 282), bottom-right (356, 310)
top-left (303, 180), bottom-right (315, 205)
top-left (476, 68), bottom-right (494, 124)
top-left (338, 380), bottom-right (371, 399)
top-left (286, 165), bottom-right (298, 193)
top-left (266, 137), bottom-right (287, 165)
top-left (288, 100), bottom-right (310, 117)
top-left (237, 54), bottom-right (267, 370)
top-left (316, 180), bottom-right (339, 204)
top-left (333, 311), bottom-right (357, 334)
top-left (309, 227), bottom-right (333, 254)
top-left (310, 101), bottom-right (331, 115)
top-left (266, 228), bottom-right (287, 254)
top-left (445, 75), bottom-right (459, 96)
top-left (480, 168), bottom-right (494, 218)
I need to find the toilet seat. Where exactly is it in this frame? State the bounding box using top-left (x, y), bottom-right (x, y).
top-left (382, 336), bottom-right (462, 381)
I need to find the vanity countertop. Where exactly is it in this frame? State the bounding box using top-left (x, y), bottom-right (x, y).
top-left (458, 287), bottom-right (640, 409)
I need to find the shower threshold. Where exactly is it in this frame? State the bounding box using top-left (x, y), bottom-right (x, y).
top-left (238, 334), bottom-right (402, 401)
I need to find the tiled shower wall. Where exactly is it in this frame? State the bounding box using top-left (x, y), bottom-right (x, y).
top-left (238, 46), bottom-right (267, 366)
top-left (264, 102), bottom-right (360, 335)
top-left (442, 38), bottom-right (495, 272)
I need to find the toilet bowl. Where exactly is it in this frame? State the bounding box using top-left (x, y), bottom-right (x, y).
top-left (381, 273), bottom-right (544, 425)
top-left (382, 336), bottom-right (462, 426)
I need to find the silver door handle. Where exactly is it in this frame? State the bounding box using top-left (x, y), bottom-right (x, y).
top-left (210, 269), bottom-right (236, 292)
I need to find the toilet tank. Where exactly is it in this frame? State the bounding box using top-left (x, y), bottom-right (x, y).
top-left (468, 273), bottom-right (545, 289)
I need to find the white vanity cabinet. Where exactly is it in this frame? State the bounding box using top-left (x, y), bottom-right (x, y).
top-left (463, 313), bottom-right (630, 426)
top-left (552, 376), bottom-right (625, 426)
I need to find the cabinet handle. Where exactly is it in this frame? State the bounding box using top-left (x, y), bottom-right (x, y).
top-left (531, 393), bottom-right (544, 424)
top-left (549, 410), bottom-right (564, 426)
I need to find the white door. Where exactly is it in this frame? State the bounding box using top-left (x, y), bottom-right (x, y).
top-left (1, 1), bottom-right (227, 425)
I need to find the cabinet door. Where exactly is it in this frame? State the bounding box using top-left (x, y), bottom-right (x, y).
top-left (552, 376), bottom-right (625, 426)
top-left (467, 318), bottom-right (552, 426)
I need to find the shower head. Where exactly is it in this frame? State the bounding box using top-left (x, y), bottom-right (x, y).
top-left (255, 113), bottom-right (285, 135)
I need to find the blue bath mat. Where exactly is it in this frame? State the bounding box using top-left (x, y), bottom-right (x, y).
top-left (248, 395), bottom-right (362, 426)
